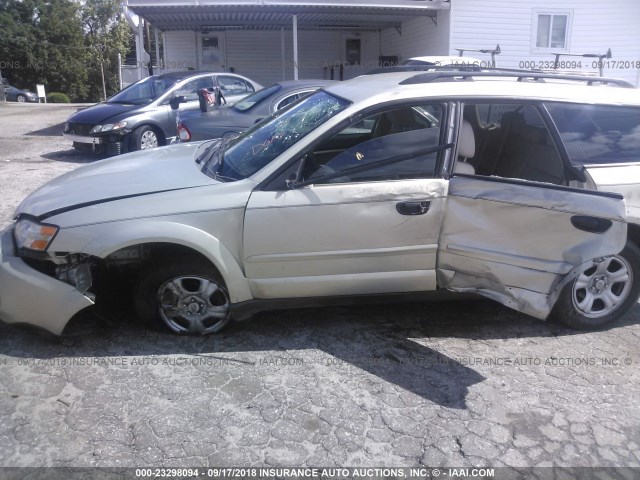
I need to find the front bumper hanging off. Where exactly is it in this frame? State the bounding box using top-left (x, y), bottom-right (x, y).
top-left (0, 227), bottom-right (94, 335)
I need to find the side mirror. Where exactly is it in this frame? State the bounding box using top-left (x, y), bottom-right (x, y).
top-left (170, 95), bottom-right (186, 110)
top-left (285, 172), bottom-right (300, 189)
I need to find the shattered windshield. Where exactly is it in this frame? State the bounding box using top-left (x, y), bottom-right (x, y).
top-left (206, 90), bottom-right (349, 180)
top-left (108, 76), bottom-right (177, 105)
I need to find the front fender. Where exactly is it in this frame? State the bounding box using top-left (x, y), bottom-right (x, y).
top-left (56, 220), bottom-right (253, 304)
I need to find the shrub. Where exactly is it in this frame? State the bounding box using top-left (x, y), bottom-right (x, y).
top-left (47, 92), bottom-right (70, 103)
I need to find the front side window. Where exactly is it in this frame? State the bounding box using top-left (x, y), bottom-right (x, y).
top-left (534, 11), bottom-right (570, 50)
top-left (210, 91), bottom-right (350, 180)
top-left (281, 104), bottom-right (445, 186)
top-left (546, 103), bottom-right (640, 165)
top-left (174, 76), bottom-right (214, 102)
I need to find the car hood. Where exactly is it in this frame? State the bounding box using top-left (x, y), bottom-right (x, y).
top-left (67, 102), bottom-right (143, 124)
top-left (16, 142), bottom-right (218, 220)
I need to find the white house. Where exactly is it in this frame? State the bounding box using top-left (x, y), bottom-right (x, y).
top-left (122, 0), bottom-right (640, 86)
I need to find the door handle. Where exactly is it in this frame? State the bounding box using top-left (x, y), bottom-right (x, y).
top-left (396, 201), bottom-right (431, 216)
top-left (571, 215), bottom-right (612, 234)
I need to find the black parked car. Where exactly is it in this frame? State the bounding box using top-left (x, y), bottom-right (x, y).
top-left (4, 85), bottom-right (39, 103)
top-left (176, 80), bottom-right (336, 142)
top-left (63, 71), bottom-right (261, 155)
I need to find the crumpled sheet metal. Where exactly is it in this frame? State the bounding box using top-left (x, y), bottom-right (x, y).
top-left (437, 177), bottom-right (627, 319)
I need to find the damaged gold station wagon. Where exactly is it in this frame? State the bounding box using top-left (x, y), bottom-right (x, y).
top-left (2, 70), bottom-right (640, 335)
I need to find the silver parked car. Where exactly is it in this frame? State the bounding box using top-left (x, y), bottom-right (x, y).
top-left (176, 80), bottom-right (337, 142)
top-left (1, 70), bottom-right (639, 336)
top-left (63, 71), bottom-right (262, 155)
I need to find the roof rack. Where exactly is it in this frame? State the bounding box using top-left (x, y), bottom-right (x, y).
top-left (550, 49), bottom-right (612, 77)
top-left (399, 68), bottom-right (635, 88)
top-left (454, 44), bottom-right (501, 68)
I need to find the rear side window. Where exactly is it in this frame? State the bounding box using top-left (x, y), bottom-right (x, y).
top-left (546, 103), bottom-right (640, 165)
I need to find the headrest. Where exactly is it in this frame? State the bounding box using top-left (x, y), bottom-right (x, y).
top-left (458, 120), bottom-right (475, 158)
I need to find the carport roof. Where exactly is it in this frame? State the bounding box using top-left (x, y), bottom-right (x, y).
top-left (125, 0), bottom-right (450, 31)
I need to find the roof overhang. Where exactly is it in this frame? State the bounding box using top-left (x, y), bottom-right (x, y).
top-left (124, 0), bottom-right (450, 32)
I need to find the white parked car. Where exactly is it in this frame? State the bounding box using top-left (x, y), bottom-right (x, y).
top-left (1, 70), bottom-right (639, 335)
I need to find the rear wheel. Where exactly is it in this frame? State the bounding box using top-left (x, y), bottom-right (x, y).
top-left (551, 241), bottom-right (640, 329)
top-left (134, 259), bottom-right (231, 334)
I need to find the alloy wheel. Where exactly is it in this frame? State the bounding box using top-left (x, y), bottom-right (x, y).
top-left (571, 255), bottom-right (633, 318)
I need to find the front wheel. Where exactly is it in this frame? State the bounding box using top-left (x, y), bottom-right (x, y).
top-left (134, 259), bottom-right (231, 334)
top-left (551, 241), bottom-right (640, 329)
top-left (130, 125), bottom-right (160, 151)
top-left (17, 95), bottom-right (26, 103)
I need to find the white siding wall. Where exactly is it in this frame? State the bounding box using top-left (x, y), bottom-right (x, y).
top-left (449, 0), bottom-right (640, 85)
top-left (227, 29), bottom-right (380, 84)
top-left (162, 29), bottom-right (380, 85)
top-left (163, 31), bottom-right (198, 72)
top-left (380, 11), bottom-right (451, 62)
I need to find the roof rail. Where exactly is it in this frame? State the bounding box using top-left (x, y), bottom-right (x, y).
top-left (365, 64), bottom-right (485, 76)
top-left (399, 69), bottom-right (635, 88)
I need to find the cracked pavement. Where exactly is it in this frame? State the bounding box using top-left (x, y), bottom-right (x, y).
top-left (0, 103), bottom-right (639, 469)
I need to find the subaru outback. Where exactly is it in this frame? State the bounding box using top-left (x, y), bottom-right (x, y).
top-left (1, 70), bottom-right (639, 335)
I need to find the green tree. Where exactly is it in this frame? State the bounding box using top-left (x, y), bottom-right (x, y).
top-left (0, 0), bottom-right (131, 102)
top-left (0, 0), bottom-right (89, 100)
top-left (82, 0), bottom-right (131, 101)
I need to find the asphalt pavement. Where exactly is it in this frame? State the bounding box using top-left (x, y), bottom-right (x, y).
top-left (0, 102), bottom-right (638, 471)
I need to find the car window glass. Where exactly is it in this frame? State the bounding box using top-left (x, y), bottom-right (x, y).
top-left (234, 84), bottom-right (282, 112)
top-left (463, 103), bottom-right (565, 185)
top-left (217, 76), bottom-right (252, 96)
top-left (300, 104), bottom-right (444, 184)
top-left (546, 103), bottom-right (640, 165)
top-left (275, 90), bottom-right (318, 111)
top-left (276, 94), bottom-right (300, 110)
top-left (175, 77), bottom-right (213, 102)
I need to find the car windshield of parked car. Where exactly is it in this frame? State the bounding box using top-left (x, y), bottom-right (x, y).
top-left (108, 76), bottom-right (177, 105)
top-left (232, 84), bottom-right (282, 112)
top-left (206, 90), bottom-right (350, 180)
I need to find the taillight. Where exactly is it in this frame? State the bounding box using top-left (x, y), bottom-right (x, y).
top-left (177, 123), bottom-right (191, 142)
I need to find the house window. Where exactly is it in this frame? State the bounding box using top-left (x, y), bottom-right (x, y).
top-left (534, 11), bottom-right (571, 50)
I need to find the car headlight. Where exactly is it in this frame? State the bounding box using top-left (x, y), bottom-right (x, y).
top-left (90, 121), bottom-right (127, 133)
top-left (14, 218), bottom-right (59, 251)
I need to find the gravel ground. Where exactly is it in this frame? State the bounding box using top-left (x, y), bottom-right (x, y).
top-left (0, 102), bottom-right (639, 471)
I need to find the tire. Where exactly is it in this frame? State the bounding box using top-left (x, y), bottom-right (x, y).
top-left (551, 241), bottom-right (640, 329)
top-left (129, 125), bottom-right (160, 151)
top-left (134, 258), bottom-right (231, 335)
top-left (17, 95), bottom-right (26, 103)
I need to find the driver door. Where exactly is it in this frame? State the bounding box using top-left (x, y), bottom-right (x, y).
top-left (243, 102), bottom-right (450, 299)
